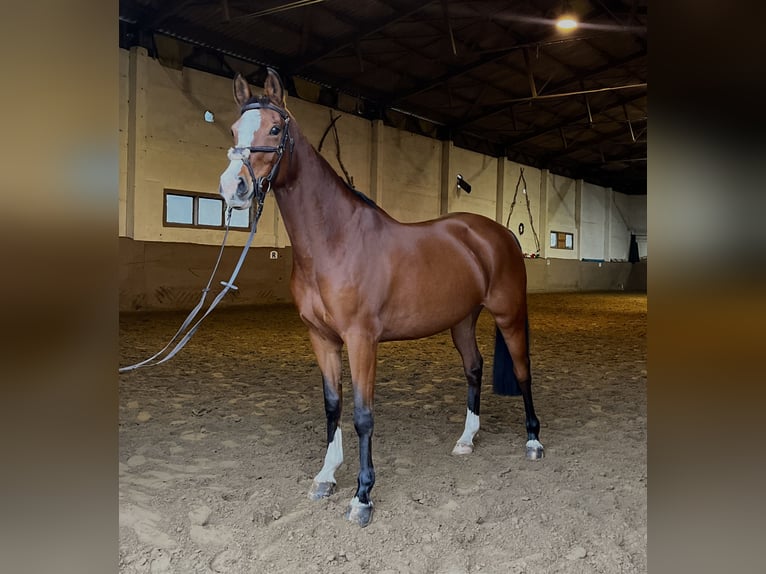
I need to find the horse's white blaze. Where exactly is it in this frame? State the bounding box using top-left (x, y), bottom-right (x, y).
top-left (314, 427), bottom-right (344, 484)
top-left (237, 109), bottom-right (262, 147)
top-left (221, 158), bottom-right (242, 183)
top-left (455, 408), bottom-right (480, 448)
top-left (219, 109), bottom-right (262, 204)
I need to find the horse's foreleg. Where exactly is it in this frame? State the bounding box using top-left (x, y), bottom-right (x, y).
top-left (450, 308), bottom-right (484, 455)
top-left (344, 333), bottom-right (378, 527)
top-left (308, 331), bottom-right (344, 500)
top-left (498, 317), bottom-right (543, 460)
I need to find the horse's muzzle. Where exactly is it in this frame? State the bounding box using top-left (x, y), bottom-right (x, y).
top-left (219, 181), bottom-right (252, 210)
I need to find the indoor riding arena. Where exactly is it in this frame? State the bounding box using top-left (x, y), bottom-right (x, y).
top-left (118, 3), bottom-right (647, 573)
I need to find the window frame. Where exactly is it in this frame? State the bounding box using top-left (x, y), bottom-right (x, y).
top-left (549, 230), bottom-right (574, 250)
top-left (162, 189), bottom-right (251, 231)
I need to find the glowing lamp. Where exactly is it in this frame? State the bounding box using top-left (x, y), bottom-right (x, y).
top-left (556, 16), bottom-right (578, 30)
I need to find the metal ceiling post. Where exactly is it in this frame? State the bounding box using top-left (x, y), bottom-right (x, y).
top-left (523, 48), bottom-right (538, 98)
top-left (623, 104), bottom-right (636, 142)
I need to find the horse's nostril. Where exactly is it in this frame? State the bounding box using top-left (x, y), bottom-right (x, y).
top-left (236, 176), bottom-right (248, 197)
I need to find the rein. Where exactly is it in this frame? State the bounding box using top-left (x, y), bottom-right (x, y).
top-left (119, 101), bottom-right (289, 373)
top-left (119, 205), bottom-right (262, 373)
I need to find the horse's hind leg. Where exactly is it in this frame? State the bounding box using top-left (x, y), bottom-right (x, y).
top-left (495, 313), bottom-right (544, 460)
top-left (307, 330), bottom-right (345, 500)
top-left (450, 306), bottom-right (484, 455)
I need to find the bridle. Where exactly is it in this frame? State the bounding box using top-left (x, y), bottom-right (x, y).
top-left (227, 100), bottom-right (294, 213)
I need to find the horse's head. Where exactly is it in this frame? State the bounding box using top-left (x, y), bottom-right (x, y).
top-left (219, 68), bottom-right (292, 211)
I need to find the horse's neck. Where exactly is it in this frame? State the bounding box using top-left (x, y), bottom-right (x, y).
top-left (273, 126), bottom-right (366, 261)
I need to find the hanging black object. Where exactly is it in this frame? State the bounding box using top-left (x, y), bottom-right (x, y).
top-left (456, 174), bottom-right (472, 193)
top-left (629, 233), bottom-right (640, 263)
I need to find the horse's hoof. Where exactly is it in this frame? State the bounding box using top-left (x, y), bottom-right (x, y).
top-left (452, 442), bottom-right (474, 455)
top-left (525, 439), bottom-right (544, 460)
top-left (345, 497), bottom-right (374, 527)
top-left (308, 480), bottom-right (336, 500)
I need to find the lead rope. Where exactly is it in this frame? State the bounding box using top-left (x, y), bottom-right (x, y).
top-left (119, 197), bottom-right (265, 373)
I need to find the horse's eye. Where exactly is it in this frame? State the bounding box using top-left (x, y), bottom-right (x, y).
top-left (270, 125), bottom-right (281, 136)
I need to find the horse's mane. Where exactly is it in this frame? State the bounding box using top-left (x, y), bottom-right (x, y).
top-left (343, 181), bottom-right (378, 209)
top-left (248, 94), bottom-right (377, 211)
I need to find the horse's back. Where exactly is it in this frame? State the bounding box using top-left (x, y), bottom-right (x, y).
top-left (373, 212), bottom-right (526, 339)
top-left (414, 212), bottom-right (526, 280)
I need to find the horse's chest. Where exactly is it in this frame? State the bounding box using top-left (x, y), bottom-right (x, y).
top-left (291, 275), bottom-right (339, 336)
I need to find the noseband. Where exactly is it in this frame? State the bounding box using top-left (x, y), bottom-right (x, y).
top-left (228, 100), bottom-right (294, 203)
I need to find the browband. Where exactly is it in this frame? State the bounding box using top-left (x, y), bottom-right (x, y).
top-left (240, 100), bottom-right (290, 119)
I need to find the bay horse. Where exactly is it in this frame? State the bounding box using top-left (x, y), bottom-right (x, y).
top-left (218, 69), bottom-right (543, 527)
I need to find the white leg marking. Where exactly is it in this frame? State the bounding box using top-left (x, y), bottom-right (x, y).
top-left (314, 427), bottom-right (343, 484)
top-left (452, 408), bottom-right (480, 455)
top-left (526, 439), bottom-right (544, 451)
top-left (349, 496), bottom-right (372, 509)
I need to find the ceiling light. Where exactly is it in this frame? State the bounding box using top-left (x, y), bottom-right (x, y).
top-left (555, 0), bottom-right (578, 30)
top-left (556, 16), bottom-right (578, 30)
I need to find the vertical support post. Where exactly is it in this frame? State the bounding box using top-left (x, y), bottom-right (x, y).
top-left (369, 119), bottom-right (384, 207)
top-left (440, 139), bottom-right (452, 215)
top-left (495, 156), bottom-right (506, 225)
top-left (125, 46), bottom-right (149, 239)
top-left (604, 187), bottom-right (614, 262)
top-left (574, 178), bottom-right (583, 261)
top-left (538, 168), bottom-right (549, 259)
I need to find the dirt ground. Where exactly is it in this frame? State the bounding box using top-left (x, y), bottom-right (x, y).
top-left (119, 292), bottom-right (646, 574)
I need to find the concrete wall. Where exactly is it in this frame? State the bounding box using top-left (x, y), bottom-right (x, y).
top-left (120, 238), bottom-right (641, 311)
top-left (546, 173), bottom-right (579, 259)
top-left (525, 258), bottom-right (634, 293)
top-left (378, 127), bottom-right (441, 222)
top-left (580, 181), bottom-right (609, 260)
top-left (119, 237), bottom-right (293, 311)
top-left (448, 145), bottom-right (498, 221)
top-left (119, 48), bottom-right (647, 310)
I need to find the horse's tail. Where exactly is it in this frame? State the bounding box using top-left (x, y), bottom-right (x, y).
top-left (492, 319), bottom-right (529, 396)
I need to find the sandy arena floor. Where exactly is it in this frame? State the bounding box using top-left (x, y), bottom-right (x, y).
top-left (119, 292), bottom-right (646, 573)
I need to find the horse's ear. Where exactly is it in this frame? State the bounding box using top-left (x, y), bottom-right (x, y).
top-left (233, 73), bottom-right (251, 108)
top-left (264, 68), bottom-right (285, 107)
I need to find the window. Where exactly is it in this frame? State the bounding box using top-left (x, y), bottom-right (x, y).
top-left (550, 231), bottom-right (574, 250)
top-left (163, 190), bottom-right (251, 230)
